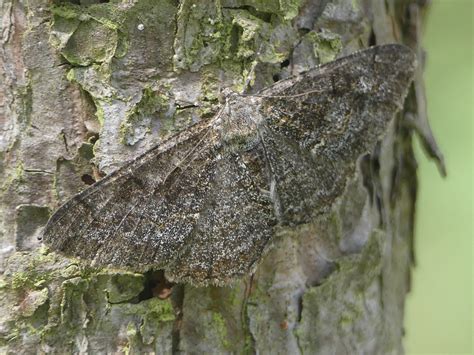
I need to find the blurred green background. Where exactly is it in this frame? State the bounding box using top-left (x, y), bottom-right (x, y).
top-left (404, 1), bottom-right (473, 354)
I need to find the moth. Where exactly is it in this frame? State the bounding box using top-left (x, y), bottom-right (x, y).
top-left (43, 44), bottom-right (416, 286)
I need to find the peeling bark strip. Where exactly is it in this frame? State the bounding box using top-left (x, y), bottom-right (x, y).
top-left (0, 0), bottom-right (439, 354)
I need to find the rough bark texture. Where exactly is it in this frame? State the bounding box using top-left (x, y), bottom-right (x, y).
top-left (0, 0), bottom-right (442, 354)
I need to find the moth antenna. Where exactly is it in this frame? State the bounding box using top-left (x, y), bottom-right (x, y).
top-left (242, 88), bottom-right (324, 100)
top-left (241, 42), bottom-right (265, 94)
top-left (241, 59), bottom-right (259, 94)
top-left (158, 106), bottom-right (226, 189)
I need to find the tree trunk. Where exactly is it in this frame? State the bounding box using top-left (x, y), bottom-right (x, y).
top-left (0, 0), bottom-right (442, 353)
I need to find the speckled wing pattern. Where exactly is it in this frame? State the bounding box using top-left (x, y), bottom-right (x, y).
top-left (43, 44), bottom-right (416, 285)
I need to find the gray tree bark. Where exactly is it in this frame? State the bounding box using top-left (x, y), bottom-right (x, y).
top-left (0, 0), bottom-right (443, 353)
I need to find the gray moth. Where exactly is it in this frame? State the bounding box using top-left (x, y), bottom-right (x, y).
top-left (43, 44), bottom-right (416, 286)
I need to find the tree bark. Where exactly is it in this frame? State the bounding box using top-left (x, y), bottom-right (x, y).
top-left (0, 0), bottom-right (442, 353)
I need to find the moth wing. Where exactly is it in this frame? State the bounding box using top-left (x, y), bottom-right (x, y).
top-left (43, 117), bottom-right (274, 285)
top-left (165, 144), bottom-right (275, 285)
top-left (256, 44), bottom-right (416, 223)
top-left (43, 120), bottom-right (217, 270)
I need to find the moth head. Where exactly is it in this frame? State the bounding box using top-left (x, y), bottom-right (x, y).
top-left (218, 88), bottom-right (239, 104)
